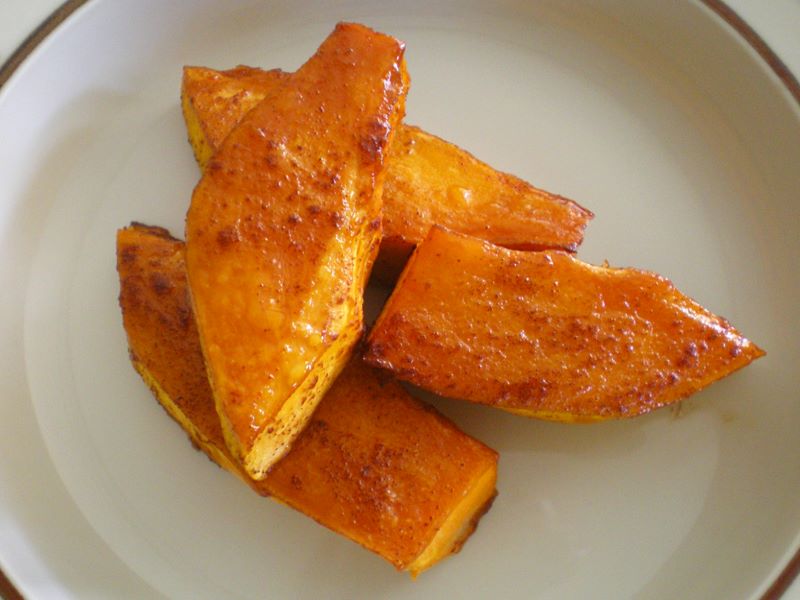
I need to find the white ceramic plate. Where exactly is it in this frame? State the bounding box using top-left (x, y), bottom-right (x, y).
top-left (2, 1), bottom-right (799, 598)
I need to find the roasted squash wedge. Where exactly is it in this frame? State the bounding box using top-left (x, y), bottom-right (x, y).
top-left (365, 226), bottom-right (765, 420)
top-left (185, 23), bottom-right (409, 478)
top-left (181, 65), bottom-right (290, 169)
top-left (116, 223), bottom-right (498, 576)
top-left (182, 65), bottom-right (593, 282)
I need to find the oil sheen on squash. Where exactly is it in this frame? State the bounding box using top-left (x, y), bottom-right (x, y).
top-left (365, 226), bottom-right (765, 420)
top-left (116, 224), bottom-right (498, 576)
top-left (181, 65), bottom-right (592, 283)
top-left (185, 23), bottom-right (409, 478)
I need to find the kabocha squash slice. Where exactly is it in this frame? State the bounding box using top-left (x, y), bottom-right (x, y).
top-left (181, 65), bottom-right (290, 169)
top-left (116, 224), bottom-right (498, 576)
top-left (182, 65), bottom-right (592, 282)
top-left (365, 226), bottom-right (765, 420)
top-left (185, 23), bottom-right (409, 478)
top-left (374, 124), bottom-right (592, 281)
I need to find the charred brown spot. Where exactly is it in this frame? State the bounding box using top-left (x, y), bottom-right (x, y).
top-left (359, 118), bottom-right (390, 164)
top-left (497, 378), bottom-right (552, 407)
top-left (228, 391), bottom-right (243, 406)
top-left (150, 272), bottom-right (173, 296)
top-left (367, 341), bottom-right (385, 359)
top-left (216, 226), bottom-right (240, 247)
top-left (176, 303), bottom-right (192, 331)
top-left (120, 245), bottom-right (138, 264)
top-left (305, 419), bottom-right (328, 437)
top-left (676, 342), bottom-right (699, 368)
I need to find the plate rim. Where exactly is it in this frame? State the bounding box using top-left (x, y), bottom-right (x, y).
top-left (0, 1), bottom-right (798, 598)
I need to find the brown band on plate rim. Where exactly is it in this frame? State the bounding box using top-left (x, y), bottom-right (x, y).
top-left (0, 5), bottom-right (90, 599)
top-left (761, 542), bottom-right (800, 600)
top-left (700, 0), bottom-right (800, 108)
top-left (697, 3), bottom-right (800, 599)
top-left (0, 0), bottom-right (88, 89)
top-left (0, 0), bottom-right (798, 598)
top-left (0, 566), bottom-right (23, 600)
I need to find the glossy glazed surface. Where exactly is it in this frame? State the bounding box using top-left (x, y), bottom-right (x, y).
top-left (182, 65), bottom-right (591, 282)
top-left (185, 23), bottom-right (408, 476)
top-left (7, 1), bottom-right (798, 598)
top-left (366, 227), bottom-right (764, 419)
top-left (116, 224), bottom-right (497, 575)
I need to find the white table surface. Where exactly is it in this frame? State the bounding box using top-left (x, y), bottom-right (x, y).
top-left (1, 0), bottom-right (798, 598)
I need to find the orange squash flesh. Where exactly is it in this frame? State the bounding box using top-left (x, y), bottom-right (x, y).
top-left (185, 23), bottom-right (409, 478)
top-left (116, 224), bottom-right (498, 576)
top-left (365, 226), bottom-right (765, 420)
top-left (181, 66), bottom-right (290, 169)
top-left (181, 65), bottom-right (593, 282)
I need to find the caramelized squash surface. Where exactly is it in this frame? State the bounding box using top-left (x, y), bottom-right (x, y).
top-left (185, 23), bottom-right (408, 477)
top-left (365, 227), bottom-right (765, 419)
top-left (182, 65), bottom-right (592, 281)
top-left (181, 65), bottom-right (290, 169)
top-left (116, 224), bottom-right (498, 576)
